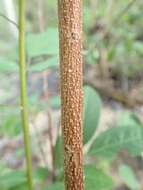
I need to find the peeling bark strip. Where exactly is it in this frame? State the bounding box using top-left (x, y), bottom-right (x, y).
top-left (58, 0), bottom-right (84, 190)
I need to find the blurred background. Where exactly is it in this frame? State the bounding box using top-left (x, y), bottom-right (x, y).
top-left (0, 0), bottom-right (143, 190)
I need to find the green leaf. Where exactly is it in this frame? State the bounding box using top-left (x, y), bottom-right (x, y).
top-left (49, 95), bottom-right (60, 108)
top-left (83, 6), bottom-right (92, 30)
top-left (26, 28), bottom-right (59, 57)
top-left (10, 184), bottom-right (28, 190)
top-left (90, 125), bottom-right (143, 158)
top-left (34, 167), bottom-right (49, 181)
top-left (134, 41), bottom-right (143, 55)
top-left (0, 170), bottom-right (26, 190)
top-left (83, 86), bottom-right (101, 144)
top-left (0, 115), bottom-right (22, 137)
top-left (29, 57), bottom-right (59, 72)
top-left (116, 112), bottom-right (142, 128)
top-left (54, 136), bottom-right (63, 169)
top-left (0, 57), bottom-right (18, 72)
top-left (119, 164), bottom-right (140, 190)
top-left (85, 166), bottom-right (113, 190)
top-left (108, 47), bottom-right (116, 61)
top-left (85, 49), bottom-right (99, 65)
top-left (44, 182), bottom-right (64, 190)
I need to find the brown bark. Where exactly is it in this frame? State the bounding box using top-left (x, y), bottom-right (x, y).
top-left (58, 0), bottom-right (84, 190)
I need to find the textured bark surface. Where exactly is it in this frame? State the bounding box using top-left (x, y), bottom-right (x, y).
top-left (58, 0), bottom-right (84, 190)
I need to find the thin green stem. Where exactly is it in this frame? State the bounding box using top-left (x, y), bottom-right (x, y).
top-left (19, 1), bottom-right (33, 190)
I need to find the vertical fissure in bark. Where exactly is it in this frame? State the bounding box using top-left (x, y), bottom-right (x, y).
top-left (58, 0), bottom-right (84, 190)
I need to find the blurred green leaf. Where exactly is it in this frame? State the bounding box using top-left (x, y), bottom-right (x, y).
top-left (54, 136), bottom-right (63, 169)
top-left (83, 86), bottom-right (101, 144)
top-left (0, 115), bottom-right (21, 137)
top-left (85, 165), bottom-right (113, 190)
top-left (90, 124), bottom-right (143, 158)
top-left (0, 57), bottom-right (18, 72)
top-left (0, 170), bottom-right (26, 190)
top-left (85, 49), bottom-right (99, 65)
top-left (108, 47), bottom-right (116, 61)
top-left (83, 6), bottom-right (92, 31)
top-left (26, 28), bottom-right (59, 57)
top-left (134, 41), bottom-right (143, 55)
top-left (29, 57), bottom-right (59, 72)
top-left (119, 164), bottom-right (140, 190)
top-left (28, 94), bottom-right (40, 106)
top-left (10, 184), bottom-right (28, 190)
top-left (34, 167), bottom-right (49, 181)
top-left (44, 182), bottom-right (64, 190)
top-left (49, 95), bottom-right (60, 108)
top-left (116, 112), bottom-right (142, 128)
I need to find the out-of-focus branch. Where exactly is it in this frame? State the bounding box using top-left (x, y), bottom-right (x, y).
top-left (37, 0), bottom-right (45, 32)
top-left (0, 13), bottom-right (18, 28)
top-left (89, 0), bottom-right (137, 37)
top-left (105, 0), bottom-right (137, 37)
top-left (84, 78), bottom-right (143, 108)
top-left (47, 108), bottom-right (56, 181)
top-left (32, 118), bottom-right (48, 166)
top-left (113, 0), bottom-right (137, 25)
top-left (3, 0), bottom-right (18, 38)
